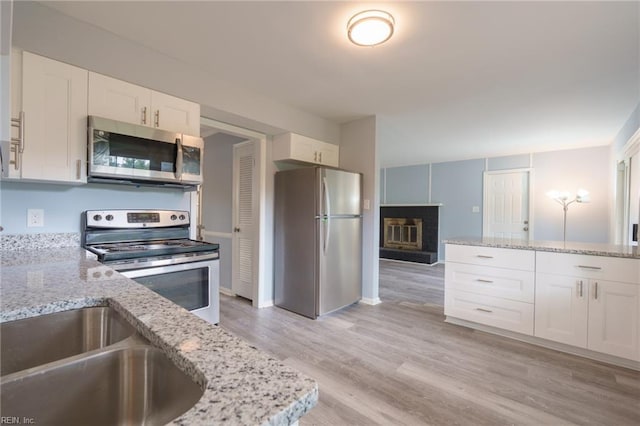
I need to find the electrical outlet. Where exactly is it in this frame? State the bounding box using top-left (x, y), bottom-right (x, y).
top-left (472, 206), bottom-right (480, 213)
top-left (27, 209), bottom-right (44, 227)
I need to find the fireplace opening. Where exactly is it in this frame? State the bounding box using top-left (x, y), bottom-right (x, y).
top-left (379, 205), bottom-right (439, 264)
top-left (383, 218), bottom-right (423, 251)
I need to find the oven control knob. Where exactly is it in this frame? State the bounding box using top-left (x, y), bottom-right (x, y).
top-left (105, 214), bottom-right (114, 221)
top-left (171, 214), bottom-right (177, 220)
top-left (93, 214), bottom-right (102, 222)
top-left (179, 214), bottom-right (186, 220)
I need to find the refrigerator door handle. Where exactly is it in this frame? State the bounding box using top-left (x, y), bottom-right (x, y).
top-left (323, 176), bottom-right (331, 217)
top-left (323, 176), bottom-right (331, 254)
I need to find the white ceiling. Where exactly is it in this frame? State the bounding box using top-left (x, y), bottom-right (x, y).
top-left (42, 1), bottom-right (639, 166)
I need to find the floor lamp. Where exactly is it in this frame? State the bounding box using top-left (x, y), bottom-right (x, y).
top-left (547, 189), bottom-right (590, 242)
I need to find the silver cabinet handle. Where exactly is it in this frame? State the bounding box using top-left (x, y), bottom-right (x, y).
top-left (577, 280), bottom-right (584, 297)
top-left (475, 308), bottom-right (493, 313)
top-left (141, 106), bottom-right (147, 125)
top-left (10, 111), bottom-right (25, 171)
top-left (319, 152), bottom-right (322, 163)
top-left (314, 152), bottom-right (318, 162)
top-left (477, 255), bottom-right (494, 259)
top-left (477, 279), bottom-right (494, 283)
top-left (76, 159), bottom-right (82, 180)
top-left (577, 265), bottom-right (602, 270)
top-left (154, 110), bottom-right (160, 127)
top-left (594, 282), bottom-right (599, 300)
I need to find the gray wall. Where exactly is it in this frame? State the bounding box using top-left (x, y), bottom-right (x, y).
top-left (431, 159), bottom-right (485, 257)
top-left (340, 116), bottom-right (380, 303)
top-left (0, 181), bottom-right (190, 234)
top-left (382, 145), bottom-right (612, 261)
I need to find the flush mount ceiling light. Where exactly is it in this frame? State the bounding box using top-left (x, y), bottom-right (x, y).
top-left (347, 10), bottom-right (395, 47)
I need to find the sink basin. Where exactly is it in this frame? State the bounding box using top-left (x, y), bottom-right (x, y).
top-left (1, 306), bottom-right (137, 376)
top-left (1, 346), bottom-right (204, 425)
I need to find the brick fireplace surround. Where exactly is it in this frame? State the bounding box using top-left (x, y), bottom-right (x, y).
top-left (379, 205), bottom-right (439, 264)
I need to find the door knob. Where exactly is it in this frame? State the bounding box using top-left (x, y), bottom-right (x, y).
top-left (524, 220), bottom-right (529, 224)
top-left (523, 227), bottom-right (529, 231)
top-left (234, 227), bottom-right (241, 233)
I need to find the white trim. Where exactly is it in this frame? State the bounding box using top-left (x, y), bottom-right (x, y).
top-left (445, 316), bottom-right (640, 371)
top-left (622, 127), bottom-right (640, 158)
top-left (201, 116), bottom-right (264, 141)
top-left (380, 203), bottom-right (443, 207)
top-left (529, 153), bottom-right (533, 168)
top-left (382, 167), bottom-right (387, 205)
top-left (484, 157), bottom-right (489, 170)
top-left (201, 116), bottom-right (267, 310)
top-left (219, 286), bottom-right (236, 297)
top-left (203, 230), bottom-right (233, 239)
top-left (257, 299), bottom-right (274, 308)
top-left (428, 163), bottom-right (432, 203)
top-left (482, 168), bottom-right (534, 239)
top-left (359, 297), bottom-right (382, 305)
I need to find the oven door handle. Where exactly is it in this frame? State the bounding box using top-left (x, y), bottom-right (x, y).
top-left (120, 258), bottom-right (217, 278)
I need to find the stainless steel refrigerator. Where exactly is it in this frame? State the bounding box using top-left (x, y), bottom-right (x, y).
top-left (274, 167), bottom-right (362, 319)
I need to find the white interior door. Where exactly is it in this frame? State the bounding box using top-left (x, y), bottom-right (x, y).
top-left (483, 170), bottom-right (532, 239)
top-left (232, 141), bottom-right (256, 300)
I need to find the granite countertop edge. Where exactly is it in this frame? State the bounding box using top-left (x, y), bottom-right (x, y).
top-left (0, 247), bottom-right (318, 425)
top-left (443, 238), bottom-right (640, 259)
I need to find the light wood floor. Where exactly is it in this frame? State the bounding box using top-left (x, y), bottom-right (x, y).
top-left (220, 260), bottom-right (640, 425)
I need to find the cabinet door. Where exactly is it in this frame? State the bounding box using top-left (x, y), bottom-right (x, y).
top-left (21, 52), bottom-right (88, 183)
top-left (316, 142), bottom-right (339, 167)
top-left (588, 280), bottom-right (639, 361)
top-left (88, 72), bottom-right (151, 126)
top-left (151, 91), bottom-right (200, 135)
top-left (534, 273), bottom-right (588, 347)
top-left (288, 135), bottom-right (316, 163)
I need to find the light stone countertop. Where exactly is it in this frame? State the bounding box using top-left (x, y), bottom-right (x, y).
top-left (0, 247), bottom-right (318, 425)
top-left (443, 237), bottom-right (640, 259)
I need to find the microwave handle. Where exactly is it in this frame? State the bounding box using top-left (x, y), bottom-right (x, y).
top-left (175, 137), bottom-right (183, 180)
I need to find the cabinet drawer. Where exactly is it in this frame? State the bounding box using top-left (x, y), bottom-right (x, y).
top-left (536, 252), bottom-right (640, 284)
top-left (445, 262), bottom-right (534, 303)
top-left (445, 290), bottom-right (534, 335)
top-left (445, 244), bottom-right (535, 271)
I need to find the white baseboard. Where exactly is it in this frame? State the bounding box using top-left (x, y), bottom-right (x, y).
top-left (257, 300), bottom-right (274, 308)
top-left (359, 297), bottom-right (382, 305)
top-left (219, 287), bottom-right (236, 297)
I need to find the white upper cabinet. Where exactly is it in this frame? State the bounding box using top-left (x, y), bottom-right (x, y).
top-left (5, 51), bottom-right (88, 184)
top-left (88, 72), bottom-right (200, 136)
top-left (272, 132), bottom-right (339, 167)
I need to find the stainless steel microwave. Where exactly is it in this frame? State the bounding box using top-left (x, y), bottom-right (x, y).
top-left (88, 116), bottom-right (203, 188)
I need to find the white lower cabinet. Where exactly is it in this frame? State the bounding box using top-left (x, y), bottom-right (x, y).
top-left (535, 252), bottom-right (639, 361)
top-left (446, 245), bottom-right (640, 364)
top-left (444, 244), bottom-right (535, 335)
top-left (536, 274), bottom-right (639, 361)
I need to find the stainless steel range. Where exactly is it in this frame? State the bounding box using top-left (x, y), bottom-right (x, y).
top-left (82, 209), bottom-right (219, 324)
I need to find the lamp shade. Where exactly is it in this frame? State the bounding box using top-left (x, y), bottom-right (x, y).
top-left (347, 10), bottom-right (395, 46)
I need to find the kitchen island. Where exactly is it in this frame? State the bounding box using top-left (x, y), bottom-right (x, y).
top-left (443, 237), bottom-right (639, 370)
top-left (0, 244), bottom-right (318, 425)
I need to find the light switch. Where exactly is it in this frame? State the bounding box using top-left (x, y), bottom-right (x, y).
top-left (363, 199), bottom-right (371, 210)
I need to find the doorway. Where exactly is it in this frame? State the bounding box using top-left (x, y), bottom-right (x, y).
top-left (483, 169), bottom-right (533, 239)
top-left (196, 117), bottom-right (266, 307)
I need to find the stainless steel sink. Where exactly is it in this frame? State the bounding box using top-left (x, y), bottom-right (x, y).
top-left (1, 346), bottom-right (204, 426)
top-left (1, 306), bottom-right (137, 376)
top-left (0, 307), bottom-right (204, 425)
